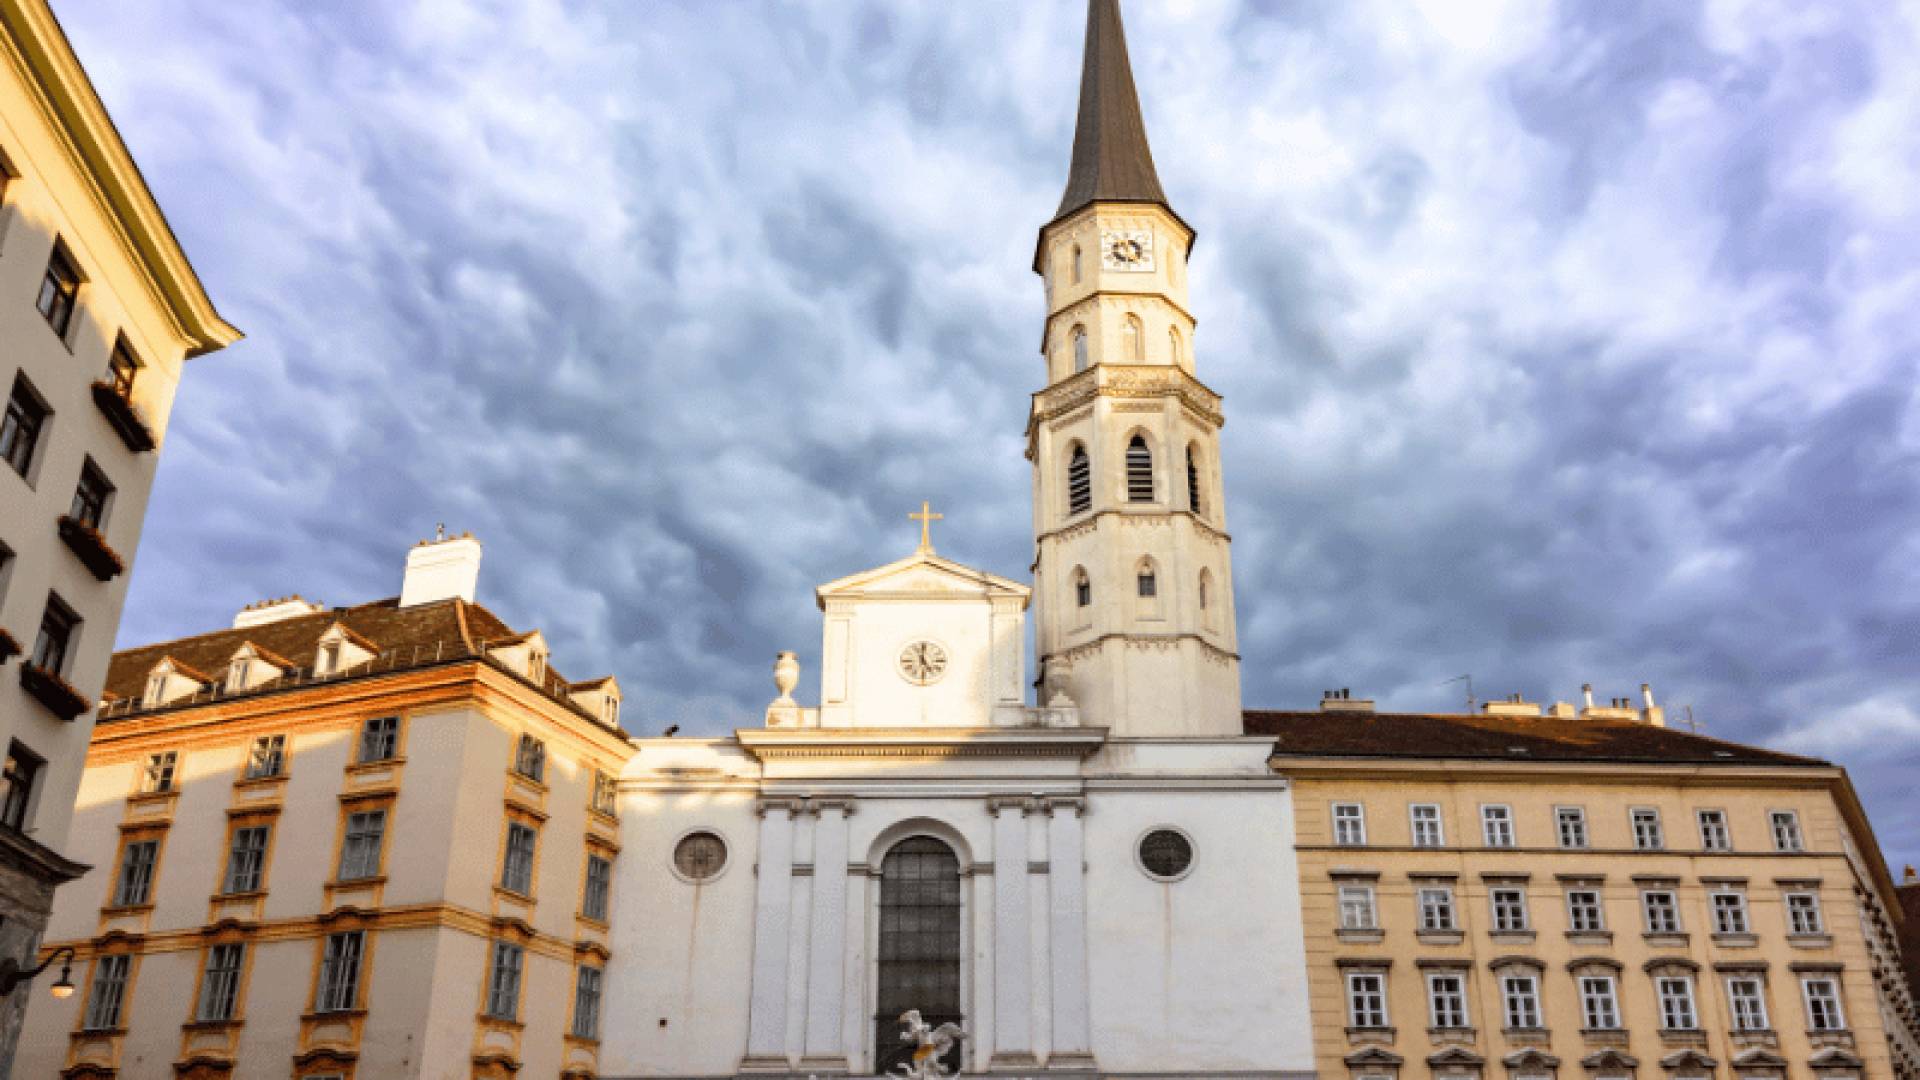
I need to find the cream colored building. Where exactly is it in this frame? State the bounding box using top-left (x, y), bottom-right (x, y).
top-left (1, 0), bottom-right (239, 1066)
top-left (1255, 696), bottom-right (1918, 1080)
top-left (15, 535), bottom-right (633, 1080)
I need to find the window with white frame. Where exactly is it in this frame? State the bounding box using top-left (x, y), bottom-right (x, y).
top-left (1727, 977), bottom-right (1770, 1031)
top-left (83, 954), bottom-right (131, 1030)
top-left (1579, 974), bottom-right (1621, 1029)
top-left (1770, 810), bottom-right (1803, 852)
top-left (244, 734), bottom-right (286, 780)
top-left (1410, 804), bottom-right (1444, 847)
top-left (1346, 971), bottom-right (1389, 1027)
top-left (1418, 886), bottom-right (1457, 931)
top-left (1801, 977), bottom-right (1846, 1032)
top-left (1697, 809), bottom-right (1731, 851)
top-left (1555, 806), bottom-right (1589, 849)
top-left (1656, 975), bottom-right (1699, 1030)
top-left (500, 821), bottom-right (537, 895)
top-left (485, 940), bottom-right (523, 1020)
top-left (337, 809), bottom-right (386, 881)
top-left (222, 825), bottom-right (269, 894)
top-left (196, 942), bottom-right (245, 1022)
top-left (513, 734), bottom-right (546, 782)
top-left (1332, 803), bottom-right (1366, 846)
top-left (1642, 889), bottom-right (1682, 933)
top-left (140, 751), bottom-right (177, 794)
top-left (113, 839), bottom-right (158, 907)
top-left (591, 769), bottom-right (618, 815)
top-left (582, 853), bottom-right (612, 922)
top-left (1427, 972), bottom-right (1470, 1029)
top-left (572, 963), bottom-right (604, 1040)
top-left (1786, 891), bottom-right (1823, 934)
top-left (1490, 887), bottom-right (1529, 932)
top-left (1711, 889), bottom-right (1750, 934)
top-left (315, 931), bottom-right (363, 1013)
top-left (1482, 804), bottom-right (1515, 848)
top-left (358, 715), bottom-right (399, 763)
top-left (1631, 807), bottom-right (1664, 850)
top-left (1502, 973), bottom-right (1542, 1029)
top-left (1338, 885), bottom-right (1378, 930)
top-left (1566, 888), bottom-right (1605, 932)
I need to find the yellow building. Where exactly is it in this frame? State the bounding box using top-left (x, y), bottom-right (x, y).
top-left (1254, 694), bottom-right (1918, 1080)
top-left (16, 535), bottom-right (633, 1080)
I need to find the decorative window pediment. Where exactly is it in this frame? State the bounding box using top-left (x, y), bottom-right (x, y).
top-left (314, 623), bottom-right (376, 675)
top-left (226, 642), bottom-right (290, 692)
top-left (1580, 1050), bottom-right (1639, 1072)
top-left (1659, 1051), bottom-right (1718, 1072)
top-left (144, 656), bottom-right (211, 708)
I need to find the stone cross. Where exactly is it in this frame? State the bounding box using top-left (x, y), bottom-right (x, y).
top-left (909, 501), bottom-right (943, 553)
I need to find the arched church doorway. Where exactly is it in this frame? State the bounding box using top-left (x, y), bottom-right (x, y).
top-left (874, 835), bottom-right (963, 1074)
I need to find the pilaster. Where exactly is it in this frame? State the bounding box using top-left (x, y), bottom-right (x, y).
top-left (742, 798), bottom-right (802, 1071)
top-left (1044, 797), bottom-right (1095, 1068)
top-left (988, 797), bottom-right (1039, 1068)
top-left (801, 799), bottom-right (855, 1072)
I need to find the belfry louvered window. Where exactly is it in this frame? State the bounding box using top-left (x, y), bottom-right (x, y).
top-left (1067, 446), bottom-right (1091, 515)
top-left (1186, 447), bottom-right (1202, 514)
top-left (1125, 436), bottom-right (1153, 502)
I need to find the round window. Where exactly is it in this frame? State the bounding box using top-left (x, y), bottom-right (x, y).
top-left (673, 831), bottom-right (728, 881)
top-left (1138, 828), bottom-right (1193, 881)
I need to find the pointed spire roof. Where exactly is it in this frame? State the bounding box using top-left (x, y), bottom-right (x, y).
top-left (1053, 0), bottom-right (1170, 221)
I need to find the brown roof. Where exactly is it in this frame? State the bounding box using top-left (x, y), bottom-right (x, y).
top-left (1898, 880), bottom-right (1920, 1002)
top-left (1246, 710), bottom-right (1829, 768)
top-left (1052, 0), bottom-right (1170, 224)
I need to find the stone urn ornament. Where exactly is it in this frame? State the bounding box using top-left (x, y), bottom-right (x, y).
top-left (772, 651), bottom-right (800, 704)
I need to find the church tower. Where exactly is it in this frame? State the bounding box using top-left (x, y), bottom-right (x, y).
top-left (1029, 0), bottom-right (1242, 736)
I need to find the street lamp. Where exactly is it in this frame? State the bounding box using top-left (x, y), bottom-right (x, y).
top-left (0, 946), bottom-right (76, 999)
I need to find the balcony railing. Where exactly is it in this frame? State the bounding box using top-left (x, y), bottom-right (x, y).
top-left (90, 380), bottom-right (156, 452)
top-left (58, 515), bottom-right (125, 581)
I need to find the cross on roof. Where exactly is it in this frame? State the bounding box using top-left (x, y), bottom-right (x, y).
top-left (909, 500), bottom-right (943, 554)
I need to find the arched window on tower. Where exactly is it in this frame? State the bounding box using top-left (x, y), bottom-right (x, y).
top-left (1199, 567), bottom-right (1219, 632)
top-left (1126, 435), bottom-right (1154, 502)
top-left (1067, 445), bottom-right (1091, 515)
top-left (1071, 244), bottom-right (1083, 285)
top-left (1071, 326), bottom-right (1089, 373)
top-left (1072, 566), bottom-right (1092, 628)
top-left (1122, 314), bottom-right (1143, 363)
top-left (1135, 556), bottom-right (1163, 620)
top-left (1187, 445), bottom-right (1204, 515)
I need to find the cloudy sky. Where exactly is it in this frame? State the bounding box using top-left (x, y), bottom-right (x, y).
top-left (58, 0), bottom-right (1920, 868)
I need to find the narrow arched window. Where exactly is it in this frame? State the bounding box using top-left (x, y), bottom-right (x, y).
top-left (1137, 566), bottom-right (1157, 598)
top-left (875, 837), bottom-right (963, 1073)
top-left (1122, 314), bottom-right (1143, 363)
top-left (1071, 326), bottom-right (1089, 373)
top-left (1074, 568), bottom-right (1091, 608)
top-left (1198, 575), bottom-right (1208, 609)
top-left (1187, 446), bottom-right (1203, 514)
top-left (1126, 435), bottom-right (1154, 502)
top-left (1169, 326), bottom-right (1183, 365)
top-left (1071, 244), bottom-right (1083, 285)
top-left (1067, 445), bottom-right (1091, 515)
top-left (1199, 567), bottom-right (1219, 632)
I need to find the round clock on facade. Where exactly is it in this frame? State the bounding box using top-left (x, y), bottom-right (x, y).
top-left (1100, 229), bottom-right (1155, 272)
top-left (897, 640), bottom-right (949, 685)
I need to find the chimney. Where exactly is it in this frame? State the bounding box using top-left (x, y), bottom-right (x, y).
top-left (401, 529), bottom-right (483, 608)
top-left (1582, 683), bottom-right (1595, 709)
top-left (1484, 693), bottom-right (1542, 718)
top-left (1640, 682), bottom-right (1666, 728)
top-left (1904, 864), bottom-right (1917, 886)
top-left (233, 595), bottom-right (325, 629)
top-left (1319, 688), bottom-right (1375, 713)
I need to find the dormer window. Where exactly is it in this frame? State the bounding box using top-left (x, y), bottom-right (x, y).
top-left (529, 651), bottom-right (548, 685)
top-left (144, 671), bottom-right (168, 707)
top-left (317, 641), bottom-right (341, 675)
top-left (603, 696), bottom-right (619, 727)
top-left (229, 658), bottom-right (251, 689)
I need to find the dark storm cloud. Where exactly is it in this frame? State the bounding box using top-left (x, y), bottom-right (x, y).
top-left (54, 0), bottom-right (1920, 868)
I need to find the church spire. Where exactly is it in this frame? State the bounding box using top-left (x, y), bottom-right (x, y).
top-left (1053, 0), bottom-right (1169, 222)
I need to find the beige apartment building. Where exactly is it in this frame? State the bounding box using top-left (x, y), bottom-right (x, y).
top-left (1254, 694), bottom-right (1918, 1080)
top-left (0, 0), bottom-right (238, 1068)
top-left (15, 535), bottom-right (634, 1080)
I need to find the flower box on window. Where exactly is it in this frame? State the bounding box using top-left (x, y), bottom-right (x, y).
top-left (90, 380), bottom-right (156, 452)
top-left (20, 663), bottom-right (90, 720)
top-left (58, 515), bottom-right (125, 581)
top-left (0, 628), bottom-right (19, 664)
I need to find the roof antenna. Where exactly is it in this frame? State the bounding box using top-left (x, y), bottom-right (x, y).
top-left (1439, 674), bottom-right (1474, 715)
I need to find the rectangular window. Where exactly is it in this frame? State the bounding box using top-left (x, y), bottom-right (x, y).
top-left (244, 734), bottom-right (286, 779)
top-left (1502, 974), bottom-right (1542, 1029)
top-left (338, 809), bottom-right (386, 881)
top-left (140, 751), bottom-right (177, 794)
top-left (223, 825), bottom-right (270, 894)
top-left (1346, 972), bottom-right (1388, 1028)
top-left (197, 942), bottom-right (245, 1022)
top-left (108, 337), bottom-right (140, 397)
top-left (1427, 972), bottom-right (1470, 1029)
top-left (1657, 976), bottom-right (1698, 1030)
top-left (1, 374), bottom-right (49, 478)
top-left (1579, 975), bottom-right (1621, 1030)
top-left (485, 940), bottom-right (523, 1020)
top-left (1418, 886), bottom-right (1457, 931)
top-left (83, 954), bottom-right (131, 1030)
top-left (1727, 977), bottom-right (1770, 1031)
top-left (582, 853), bottom-right (612, 922)
top-left (1566, 889), bottom-right (1605, 932)
top-left (1555, 806), bottom-right (1589, 849)
top-left (1410, 803), bottom-right (1444, 847)
top-left (572, 964), bottom-right (604, 1040)
top-left (1490, 887), bottom-right (1529, 932)
top-left (1786, 892), bottom-right (1823, 934)
top-left (1631, 807), bottom-right (1664, 850)
top-left (315, 930), bottom-right (364, 1013)
top-left (1712, 890), bottom-right (1750, 934)
top-left (1770, 810), bottom-right (1803, 852)
top-left (1332, 803), bottom-right (1366, 846)
top-left (69, 459), bottom-right (112, 528)
top-left (1481, 805), bottom-right (1515, 848)
top-left (1802, 977), bottom-right (1846, 1032)
top-left (0, 742), bottom-right (42, 831)
top-left (1642, 890), bottom-right (1682, 934)
top-left (592, 769), bottom-right (618, 815)
top-left (1697, 809), bottom-right (1731, 851)
top-left (113, 839), bottom-right (158, 906)
top-left (359, 715), bottom-right (399, 762)
top-left (31, 594), bottom-right (79, 676)
top-left (513, 735), bottom-right (545, 782)
top-left (501, 821), bottom-right (537, 895)
top-left (36, 242), bottom-right (80, 336)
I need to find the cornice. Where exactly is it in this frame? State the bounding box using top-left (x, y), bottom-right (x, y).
top-left (1026, 364), bottom-right (1224, 438)
top-left (1040, 630), bottom-right (1239, 666)
top-left (0, 822), bottom-right (89, 883)
top-left (1272, 757), bottom-right (1845, 786)
top-left (1034, 506), bottom-right (1230, 546)
top-left (736, 726), bottom-right (1108, 761)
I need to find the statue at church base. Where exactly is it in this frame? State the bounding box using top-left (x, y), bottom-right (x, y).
top-left (894, 1010), bottom-right (964, 1080)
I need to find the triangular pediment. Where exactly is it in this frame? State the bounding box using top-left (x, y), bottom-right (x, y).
top-left (815, 549), bottom-right (1029, 607)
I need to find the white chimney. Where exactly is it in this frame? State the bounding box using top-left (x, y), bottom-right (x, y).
top-left (233, 595), bottom-right (325, 629)
top-left (401, 530), bottom-right (483, 608)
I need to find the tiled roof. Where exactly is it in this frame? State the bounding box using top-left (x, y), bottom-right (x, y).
top-left (1245, 709), bottom-right (1828, 768)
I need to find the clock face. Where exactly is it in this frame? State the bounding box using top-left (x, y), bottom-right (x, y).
top-left (897, 640), bottom-right (949, 686)
top-left (1101, 229), bottom-right (1155, 272)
